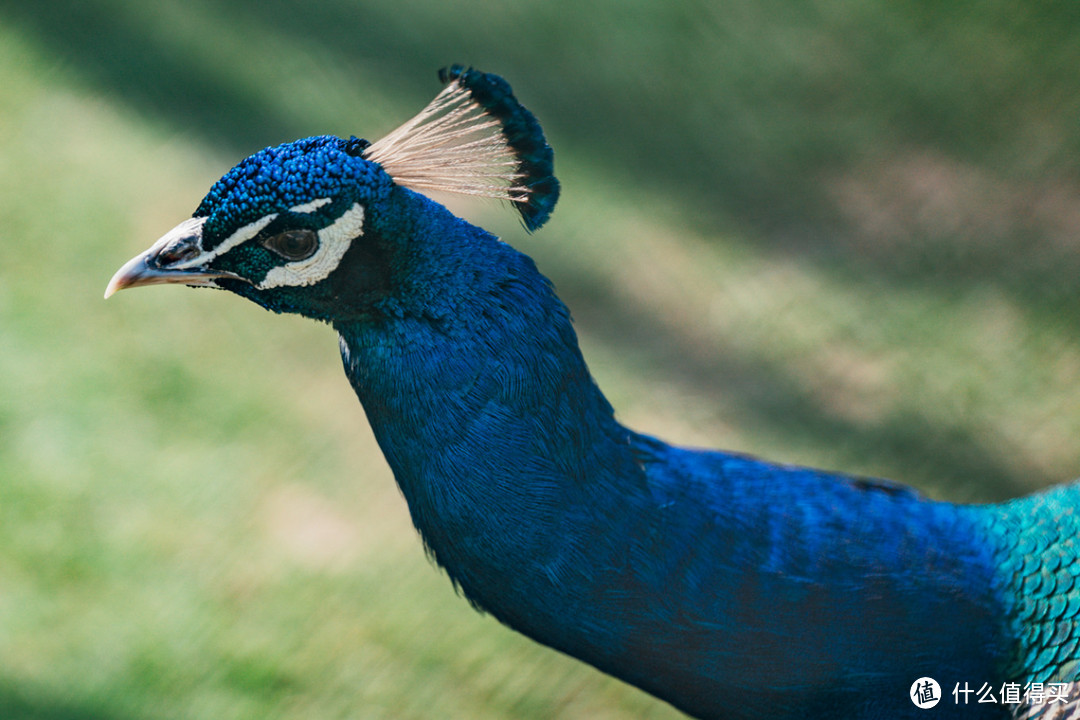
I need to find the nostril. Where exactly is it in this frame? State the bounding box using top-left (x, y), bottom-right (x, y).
top-left (157, 241), bottom-right (201, 266)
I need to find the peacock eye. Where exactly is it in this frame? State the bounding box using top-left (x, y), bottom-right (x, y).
top-left (262, 229), bottom-right (318, 261)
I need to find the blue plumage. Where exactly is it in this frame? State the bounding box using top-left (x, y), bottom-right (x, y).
top-left (195, 135), bottom-right (389, 247)
top-left (107, 69), bottom-right (1080, 720)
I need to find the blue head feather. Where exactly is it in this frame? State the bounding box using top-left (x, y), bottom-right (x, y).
top-left (194, 135), bottom-right (391, 248)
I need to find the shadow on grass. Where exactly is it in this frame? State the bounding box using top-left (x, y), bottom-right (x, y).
top-left (0, 0), bottom-right (305, 151)
top-left (0, 684), bottom-right (133, 720)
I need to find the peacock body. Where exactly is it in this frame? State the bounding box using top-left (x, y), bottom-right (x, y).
top-left (107, 67), bottom-right (1080, 719)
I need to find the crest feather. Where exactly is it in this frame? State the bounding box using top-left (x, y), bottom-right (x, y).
top-left (364, 66), bottom-right (559, 231)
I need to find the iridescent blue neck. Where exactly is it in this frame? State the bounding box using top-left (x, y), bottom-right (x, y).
top-left (330, 191), bottom-right (1017, 719)
top-left (333, 195), bottom-right (637, 628)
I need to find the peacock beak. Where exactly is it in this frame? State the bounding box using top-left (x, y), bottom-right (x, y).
top-left (105, 217), bottom-right (243, 298)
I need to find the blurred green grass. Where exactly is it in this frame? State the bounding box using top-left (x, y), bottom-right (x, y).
top-left (0, 1), bottom-right (1079, 718)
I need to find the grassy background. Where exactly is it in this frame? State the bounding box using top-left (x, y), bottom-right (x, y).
top-left (1, 1), bottom-right (1079, 717)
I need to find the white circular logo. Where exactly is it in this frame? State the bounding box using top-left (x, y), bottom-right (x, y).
top-left (911, 677), bottom-right (941, 709)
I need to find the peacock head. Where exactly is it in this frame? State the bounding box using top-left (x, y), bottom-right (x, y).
top-left (105, 66), bottom-right (559, 321)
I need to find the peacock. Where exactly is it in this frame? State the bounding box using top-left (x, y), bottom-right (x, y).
top-left (106, 66), bottom-right (1080, 720)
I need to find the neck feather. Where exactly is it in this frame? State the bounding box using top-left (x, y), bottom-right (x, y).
top-left (334, 205), bottom-right (639, 625)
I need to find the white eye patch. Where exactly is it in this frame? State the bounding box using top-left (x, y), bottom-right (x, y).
top-left (258, 202), bottom-right (365, 289)
top-left (288, 198), bottom-right (332, 214)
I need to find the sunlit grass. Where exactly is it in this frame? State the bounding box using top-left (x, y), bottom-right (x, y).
top-left (2, 3), bottom-right (1079, 719)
